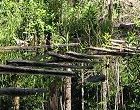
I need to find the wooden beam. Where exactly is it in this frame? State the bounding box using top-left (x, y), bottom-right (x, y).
top-left (0, 87), bottom-right (47, 96)
top-left (7, 60), bottom-right (93, 69)
top-left (0, 64), bottom-right (75, 77)
top-left (46, 51), bottom-right (91, 63)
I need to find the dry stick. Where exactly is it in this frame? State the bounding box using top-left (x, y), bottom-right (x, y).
top-left (0, 87), bottom-right (47, 96)
top-left (7, 60), bottom-right (93, 69)
top-left (46, 51), bottom-right (91, 63)
top-left (0, 64), bottom-right (75, 77)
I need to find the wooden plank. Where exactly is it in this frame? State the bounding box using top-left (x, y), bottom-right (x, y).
top-left (0, 87), bottom-right (47, 96)
top-left (7, 60), bottom-right (93, 69)
top-left (0, 64), bottom-right (74, 77)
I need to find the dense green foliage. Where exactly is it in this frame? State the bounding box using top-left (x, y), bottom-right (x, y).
top-left (0, 0), bottom-right (140, 109)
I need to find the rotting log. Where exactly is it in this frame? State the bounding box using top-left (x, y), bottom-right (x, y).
top-left (66, 51), bottom-right (101, 59)
top-left (0, 87), bottom-right (47, 96)
top-left (7, 60), bottom-right (93, 69)
top-left (0, 64), bottom-right (75, 77)
top-left (86, 74), bottom-right (106, 83)
top-left (46, 51), bottom-right (91, 63)
top-left (0, 43), bottom-right (80, 51)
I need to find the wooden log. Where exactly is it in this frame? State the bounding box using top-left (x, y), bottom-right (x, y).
top-left (0, 87), bottom-right (47, 96)
top-left (0, 64), bottom-right (75, 77)
top-left (0, 43), bottom-right (80, 51)
top-left (106, 46), bottom-right (134, 52)
top-left (88, 46), bottom-right (120, 52)
top-left (7, 60), bottom-right (93, 69)
top-left (86, 74), bottom-right (106, 83)
top-left (110, 39), bottom-right (126, 44)
top-left (66, 51), bottom-right (101, 59)
top-left (46, 51), bottom-right (91, 63)
top-left (88, 46), bottom-right (137, 56)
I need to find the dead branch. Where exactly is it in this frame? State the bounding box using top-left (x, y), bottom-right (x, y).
top-left (7, 60), bottom-right (93, 69)
top-left (106, 46), bottom-right (134, 52)
top-left (110, 39), bottom-right (126, 44)
top-left (46, 51), bottom-right (91, 63)
top-left (0, 43), bottom-right (80, 51)
top-left (0, 64), bottom-right (74, 77)
top-left (88, 46), bottom-right (137, 56)
top-left (66, 51), bottom-right (101, 59)
top-left (0, 87), bottom-right (47, 96)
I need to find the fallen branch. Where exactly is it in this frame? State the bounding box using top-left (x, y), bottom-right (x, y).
top-left (0, 64), bottom-right (74, 77)
top-left (110, 39), bottom-right (126, 44)
top-left (0, 43), bottom-right (80, 51)
top-left (46, 51), bottom-right (91, 63)
top-left (0, 87), bottom-right (47, 96)
top-left (66, 51), bottom-right (101, 59)
top-left (7, 60), bottom-right (93, 69)
top-left (106, 46), bottom-right (134, 52)
top-left (88, 46), bottom-right (137, 56)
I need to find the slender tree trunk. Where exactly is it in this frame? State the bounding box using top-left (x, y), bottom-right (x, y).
top-left (13, 96), bottom-right (20, 110)
top-left (108, 0), bottom-right (113, 34)
top-left (102, 57), bottom-right (109, 110)
top-left (64, 68), bottom-right (72, 110)
top-left (50, 82), bottom-right (58, 110)
top-left (81, 63), bottom-right (84, 110)
top-left (115, 57), bottom-right (120, 110)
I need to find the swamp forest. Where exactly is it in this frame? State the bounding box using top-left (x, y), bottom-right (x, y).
top-left (0, 0), bottom-right (140, 110)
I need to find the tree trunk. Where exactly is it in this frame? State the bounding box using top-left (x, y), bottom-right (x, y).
top-left (64, 68), bottom-right (72, 110)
